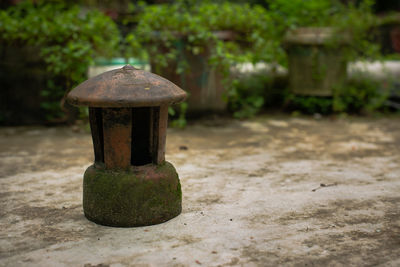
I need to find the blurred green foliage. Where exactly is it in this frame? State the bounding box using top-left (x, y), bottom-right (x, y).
top-left (132, 0), bottom-right (273, 69)
top-left (227, 0), bottom-right (387, 118)
top-left (0, 0), bottom-right (394, 124)
top-left (267, 0), bottom-right (380, 65)
top-left (333, 77), bottom-right (389, 113)
top-left (266, 0), bottom-right (388, 116)
top-left (287, 95), bottom-right (334, 115)
top-left (228, 72), bottom-right (288, 119)
top-left (127, 0), bottom-right (274, 125)
top-left (0, 0), bottom-right (120, 121)
top-left (287, 78), bottom-right (389, 115)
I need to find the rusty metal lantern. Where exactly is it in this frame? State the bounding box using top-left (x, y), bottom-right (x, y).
top-left (67, 65), bottom-right (186, 227)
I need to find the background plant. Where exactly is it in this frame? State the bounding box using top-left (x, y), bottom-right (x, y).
top-left (333, 77), bottom-right (389, 113)
top-left (129, 0), bottom-right (274, 123)
top-left (131, 0), bottom-right (389, 118)
top-left (133, 1), bottom-right (272, 66)
top-left (0, 0), bottom-right (120, 122)
top-left (286, 77), bottom-right (389, 115)
top-left (263, 0), bottom-right (388, 115)
top-left (267, 0), bottom-right (380, 65)
top-left (227, 70), bottom-right (288, 118)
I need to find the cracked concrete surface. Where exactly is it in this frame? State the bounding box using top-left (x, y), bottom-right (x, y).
top-left (0, 115), bottom-right (399, 266)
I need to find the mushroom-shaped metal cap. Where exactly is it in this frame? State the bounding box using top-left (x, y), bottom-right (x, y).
top-left (67, 65), bottom-right (187, 107)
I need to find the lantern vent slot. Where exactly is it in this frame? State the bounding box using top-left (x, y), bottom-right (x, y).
top-left (131, 107), bottom-right (153, 166)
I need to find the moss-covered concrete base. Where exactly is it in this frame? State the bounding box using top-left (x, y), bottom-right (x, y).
top-left (83, 161), bottom-right (182, 227)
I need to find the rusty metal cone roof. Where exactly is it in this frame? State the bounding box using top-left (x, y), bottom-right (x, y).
top-left (67, 65), bottom-right (186, 107)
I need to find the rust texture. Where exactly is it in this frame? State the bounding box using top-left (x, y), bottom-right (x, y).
top-left (67, 65), bottom-right (186, 108)
top-left (155, 105), bottom-right (168, 164)
top-left (87, 106), bottom-right (167, 169)
top-left (89, 107), bottom-right (104, 164)
top-left (149, 107), bottom-right (157, 163)
top-left (102, 108), bottom-right (132, 169)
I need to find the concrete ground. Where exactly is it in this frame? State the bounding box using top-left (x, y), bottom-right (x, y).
top-left (0, 115), bottom-right (399, 266)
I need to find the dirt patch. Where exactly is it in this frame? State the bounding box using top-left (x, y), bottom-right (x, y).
top-left (195, 193), bottom-right (224, 205)
top-left (13, 205), bottom-right (82, 225)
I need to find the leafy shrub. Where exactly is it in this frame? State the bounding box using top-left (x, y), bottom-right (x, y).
top-left (0, 1), bottom-right (120, 121)
top-left (286, 95), bottom-right (333, 115)
top-left (267, 0), bottom-right (380, 66)
top-left (286, 78), bottom-right (388, 114)
top-left (227, 0), bottom-right (379, 118)
top-left (133, 1), bottom-right (272, 68)
top-left (228, 75), bottom-right (266, 119)
top-left (333, 78), bottom-right (388, 113)
top-left (228, 71), bottom-right (288, 118)
top-left (265, 0), bottom-right (385, 116)
top-left (129, 1), bottom-right (274, 123)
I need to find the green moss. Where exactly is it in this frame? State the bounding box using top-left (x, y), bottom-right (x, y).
top-left (83, 161), bottom-right (182, 227)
